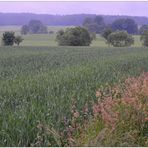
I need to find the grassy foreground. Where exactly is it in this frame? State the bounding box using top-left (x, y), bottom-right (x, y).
top-left (0, 46), bottom-right (148, 146)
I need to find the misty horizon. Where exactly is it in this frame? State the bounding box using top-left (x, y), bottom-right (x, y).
top-left (0, 2), bottom-right (148, 17)
top-left (0, 12), bottom-right (148, 18)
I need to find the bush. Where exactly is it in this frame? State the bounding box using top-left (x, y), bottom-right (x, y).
top-left (2, 31), bottom-right (15, 46)
top-left (140, 30), bottom-right (148, 46)
top-left (14, 35), bottom-right (23, 46)
top-left (102, 27), bottom-right (113, 40)
top-left (56, 27), bottom-right (92, 46)
top-left (107, 31), bottom-right (134, 47)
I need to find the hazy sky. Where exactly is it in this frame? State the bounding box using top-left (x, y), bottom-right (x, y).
top-left (0, 1), bottom-right (148, 17)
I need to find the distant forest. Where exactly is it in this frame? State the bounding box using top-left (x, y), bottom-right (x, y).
top-left (0, 13), bottom-right (148, 26)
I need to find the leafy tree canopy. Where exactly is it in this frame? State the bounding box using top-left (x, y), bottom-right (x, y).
top-left (56, 27), bottom-right (92, 46)
top-left (2, 31), bottom-right (15, 46)
top-left (107, 31), bottom-right (134, 47)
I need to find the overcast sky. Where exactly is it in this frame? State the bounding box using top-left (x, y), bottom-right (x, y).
top-left (0, 1), bottom-right (148, 17)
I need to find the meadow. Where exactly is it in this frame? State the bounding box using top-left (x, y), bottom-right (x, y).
top-left (0, 26), bottom-right (148, 146)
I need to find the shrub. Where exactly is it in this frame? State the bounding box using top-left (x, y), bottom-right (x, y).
top-left (107, 31), bottom-right (134, 47)
top-left (14, 35), bottom-right (23, 46)
top-left (102, 27), bottom-right (113, 41)
top-left (2, 31), bottom-right (15, 46)
top-left (56, 27), bottom-right (92, 46)
top-left (140, 30), bottom-right (148, 46)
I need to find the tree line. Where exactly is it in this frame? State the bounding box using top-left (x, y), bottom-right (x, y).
top-left (1, 13), bottom-right (148, 26)
top-left (56, 16), bottom-right (148, 47)
top-left (1, 17), bottom-right (148, 47)
top-left (83, 16), bottom-right (139, 34)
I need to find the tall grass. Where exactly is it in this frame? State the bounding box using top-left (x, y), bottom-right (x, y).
top-left (76, 73), bottom-right (148, 146)
top-left (0, 46), bottom-right (148, 146)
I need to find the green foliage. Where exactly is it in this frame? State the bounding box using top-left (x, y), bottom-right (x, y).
top-left (102, 27), bottom-right (113, 40)
top-left (111, 18), bottom-right (138, 34)
top-left (140, 30), bottom-right (148, 46)
top-left (56, 27), bottom-right (92, 46)
top-left (14, 35), bottom-right (23, 46)
top-left (2, 31), bottom-right (15, 46)
top-left (0, 46), bottom-right (148, 146)
top-left (107, 31), bottom-right (134, 47)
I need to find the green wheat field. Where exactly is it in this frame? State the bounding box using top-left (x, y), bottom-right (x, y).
top-left (0, 26), bottom-right (148, 146)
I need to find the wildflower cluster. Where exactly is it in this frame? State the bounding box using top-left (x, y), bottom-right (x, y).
top-left (91, 72), bottom-right (148, 146)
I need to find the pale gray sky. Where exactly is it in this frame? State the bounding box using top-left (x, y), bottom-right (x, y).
top-left (0, 2), bottom-right (148, 17)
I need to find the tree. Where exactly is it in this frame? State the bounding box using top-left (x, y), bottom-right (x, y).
top-left (107, 31), bottom-right (134, 47)
top-left (139, 25), bottom-right (148, 35)
top-left (2, 31), bottom-right (15, 46)
top-left (56, 27), bottom-right (92, 46)
top-left (83, 16), bottom-right (105, 34)
top-left (21, 25), bottom-right (29, 35)
top-left (14, 35), bottom-right (23, 46)
top-left (56, 30), bottom-right (65, 46)
top-left (21, 20), bottom-right (48, 34)
top-left (140, 30), bottom-right (148, 46)
top-left (28, 20), bottom-right (48, 34)
top-left (102, 27), bottom-right (113, 40)
top-left (111, 18), bottom-right (138, 34)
